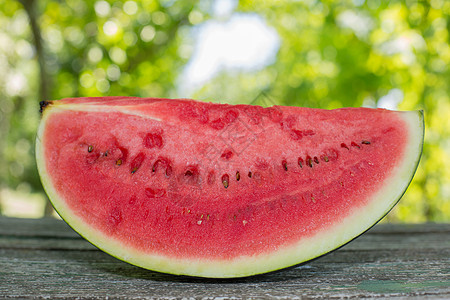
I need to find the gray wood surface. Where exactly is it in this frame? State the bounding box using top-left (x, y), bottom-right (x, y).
top-left (0, 216), bottom-right (448, 299)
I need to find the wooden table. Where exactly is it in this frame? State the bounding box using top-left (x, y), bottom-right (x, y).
top-left (1, 217), bottom-right (448, 298)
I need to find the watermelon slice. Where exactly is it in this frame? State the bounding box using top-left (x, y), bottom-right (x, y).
top-left (36, 97), bottom-right (423, 278)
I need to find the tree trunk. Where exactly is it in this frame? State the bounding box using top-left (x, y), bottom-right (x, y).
top-left (20, 0), bottom-right (50, 102)
top-left (18, 0), bottom-right (54, 216)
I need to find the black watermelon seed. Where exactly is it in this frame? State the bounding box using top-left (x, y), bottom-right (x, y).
top-left (222, 174), bottom-right (230, 188)
top-left (282, 160), bottom-right (288, 171)
top-left (341, 143), bottom-right (349, 150)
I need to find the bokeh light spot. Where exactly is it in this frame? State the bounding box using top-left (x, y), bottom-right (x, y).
top-left (152, 11), bottom-right (167, 25)
top-left (103, 20), bottom-right (118, 36)
top-left (109, 47), bottom-right (127, 65)
top-left (123, 1), bottom-right (138, 15)
top-left (88, 46), bottom-right (103, 63)
top-left (106, 64), bottom-right (121, 81)
top-left (96, 78), bottom-right (110, 93)
top-left (94, 1), bottom-right (111, 17)
top-left (140, 25), bottom-right (156, 42)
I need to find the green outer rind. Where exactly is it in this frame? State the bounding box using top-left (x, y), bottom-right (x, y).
top-left (36, 104), bottom-right (424, 278)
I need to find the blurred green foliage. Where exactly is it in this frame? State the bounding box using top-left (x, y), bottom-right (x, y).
top-left (0, 0), bottom-right (448, 221)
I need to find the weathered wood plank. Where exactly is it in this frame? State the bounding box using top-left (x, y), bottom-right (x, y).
top-left (0, 216), bottom-right (79, 238)
top-left (0, 217), bottom-right (449, 299)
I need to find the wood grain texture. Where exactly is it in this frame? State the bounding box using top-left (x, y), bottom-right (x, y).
top-left (0, 217), bottom-right (449, 299)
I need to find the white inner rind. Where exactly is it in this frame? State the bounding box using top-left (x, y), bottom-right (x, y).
top-left (36, 105), bottom-right (423, 278)
top-left (50, 103), bottom-right (162, 121)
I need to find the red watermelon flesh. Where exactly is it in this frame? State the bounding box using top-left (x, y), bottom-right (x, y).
top-left (36, 97), bottom-right (423, 278)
